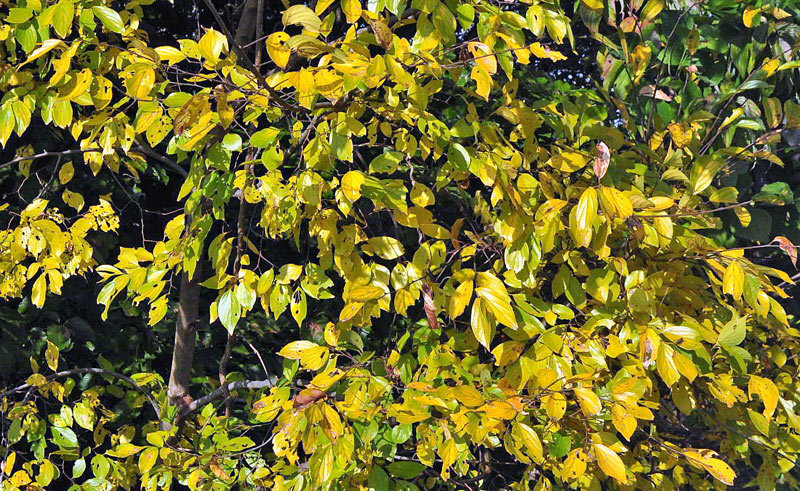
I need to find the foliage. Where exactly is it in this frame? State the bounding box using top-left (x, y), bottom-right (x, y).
top-left (1, 0), bottom-right (800, 489)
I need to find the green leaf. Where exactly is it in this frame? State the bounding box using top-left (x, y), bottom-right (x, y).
top-left (52, 0), bottom-right (75, 38)
top-left (51, 426), bottom-right (79, 449)
top-left (387, 461), bottom-right (426, 479)
top-left (718, 316), bottom-right (746, 347)
top-left (218, 289), bottom-right (241, 334)
top-left (92, 6), bottom-right (124, 33)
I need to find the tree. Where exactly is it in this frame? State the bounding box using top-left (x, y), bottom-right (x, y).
top-left (1, 0), bottom-right (800, 488)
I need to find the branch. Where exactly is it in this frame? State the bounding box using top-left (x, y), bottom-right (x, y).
top-left (181, 379), bottom-right (272, 416)
top-left (133, 144), bottom-right (188, 178)
top-left (196, 0), bottom-right (300, 112)
top-left (0, 146), bottom-right (187, 178)
top-left (2, 368), bottom-right (161, 418)
top-left (0, 148), bottom-right (102, 171)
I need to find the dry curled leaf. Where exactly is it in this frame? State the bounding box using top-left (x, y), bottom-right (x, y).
top-left (773, 236), bottom-right (797, 267)
top-left (422, 283), bottom-right (439, 330)
top-left (293, 387), bottom-right (327, 409)
top-left (594, 141), bottom-right (610, 179)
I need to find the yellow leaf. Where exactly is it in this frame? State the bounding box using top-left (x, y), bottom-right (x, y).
top-left (126, 65), bottom-right (156, 100)
top-left (673, 350), bottom-right (698, 382)
top-left (743, 6), bottom-right (761, 27)
top-left (410, 183), bottom-right (435, 207)
top-left (278, 340), bottom-right (319, 359)
top-left (21, 39), bottom-right (65, 67)
top-left (62, 189), bottom-right (84, 211)
top-left (491, 341), bottom-right (525, 366)
top-left (545, 392), bottom-right (566, 421)
top-left (366, 16), bottom-right (393, 50)
top-left (467, 42), bottom-right (497, 75)
top-left (598, 186), bottom-right (633, 220)
top-left (593, 443), bottom-right (628, 484)
top-left (282, 5), bottom-right (321, 32)
top-left (59, 161), bottom-right (74, 184)
top-left (471, 66), bottom-right (492, 100)
top-left (439, 438), bottom-right (458, 475)
top-left (266, 32), bottom-right (291, 68)
top-left (562, 448), bottom-right (587, 481)
top-left (348, 285), bottom-right (385, 301)
top-left (154, 46), bottom-right (185, 66)
top-left (570, 187), bottom-right (597, 247)
top-left (749, 375), bottom-right (779, 419)
top-left (448, 280), bottom-right (473, 319)
top-left (475, 272), bottom-right (517, 329)
top-left (341, 171), bottom-right (365, 201)
top-left (300, 345), bottom-right (329, 370)
top-left (32, 274), bottom-right (47, 308)
top-left (529, 42), bottom-right (566, 61)
top-left (470, 297), bottom-right (495, 349)
top-left (612, 404), bottom-right (637, 440)
top-left (684, 450), bottom-right (736, 485)
top-left (722, 260), bottom-right (744, 300)
top-left (339, 302), bottom-right (363, 321)
top-left (656, 343), bottom-right (680, 387)
top-left (198, 28), bottom-right (228, 63)
top-left (368, 236), bottom-right (404, 260)
top-left (548, 151), bottom-right (588, 173)
top-left (668, 122), bottom-right (692, 148)
top-left (573, 387), bottom-right (602, 416)
top-left (452, 385), bottom-right (484, 407)
top-left (515, 422), bottom-right (543, 463)
top-left (341, 0), bottom-right (362, 24)
top-left (59, 68), bottom-right (92, 101)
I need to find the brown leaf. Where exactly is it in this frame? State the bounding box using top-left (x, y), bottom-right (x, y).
top-left (639, 85), bottom-right (673, 101)
top-left (422, 283), bottom-right (439, 330)
top-left (626, 216), bottom-right (645, 242)
top-left (367, 17), bottom-right (393, 50)
top-left (209, 460), bottom-right (230, 480)
top-left (774, 236), bottom-right (797, 267)
top-left (594, 141), bottom-right (610, 179)
top-left (293, 387), bottom-right (327, 409)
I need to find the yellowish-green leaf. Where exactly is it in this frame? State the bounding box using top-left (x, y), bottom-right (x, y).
top-left (593, 443), bottom-right (628, 484)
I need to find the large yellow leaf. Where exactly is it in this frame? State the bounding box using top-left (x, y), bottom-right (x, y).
top-left (470, 297), bottom-right (495, 349)
top-left (368, 236), bottom-right (404, 260)
top-left (570, 187), bottom-right (597, 247)
top-left (562, 448), bottom-right (587, 481)
top-left (32, 274), bottom-right (47, 308)
top-left (573, 387), bottom-right (602, 416)
top-left (266, 32), bottom-right (291, 68)
top-left (475, 272), bottom-right (517, 329)
top-left (612, 404), bottom-right (636, 440)
top-left (348, 285), bottom-right (385, 301)
top-left (749, 375), bottom-right (779, 419)
top-left (341, 0), bottom-right (362, 23)
top-left (593, 443), bottom-right (628, 484)
top-left (491, 341), bottom-right (525, 367)
top-left (722, 260), bottom-right (744, 300)
top-left (471, 66), bottom-right (492, 100)
top-left (684, 450), bottom-right (736, 485)
top-left (514, 422), bottom-right (543, 463)
top-left (448, 280), bottom-right (473, 319)
top-left (282, 5), bottom-right (321, 32)
top-left (278, 340), bottom-right (319, 359)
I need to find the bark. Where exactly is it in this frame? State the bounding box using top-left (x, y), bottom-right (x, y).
top-left (167, 262), bottom-right (201, 402)
top-left (234, 0), bottom-right (259, 48)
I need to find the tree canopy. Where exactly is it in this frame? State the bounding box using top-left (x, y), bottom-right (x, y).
top-left (1, 0), bottom-right (800, 489)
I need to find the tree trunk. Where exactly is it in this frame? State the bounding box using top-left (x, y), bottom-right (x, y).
top-left (167, 262), bottom-right (201, 403)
